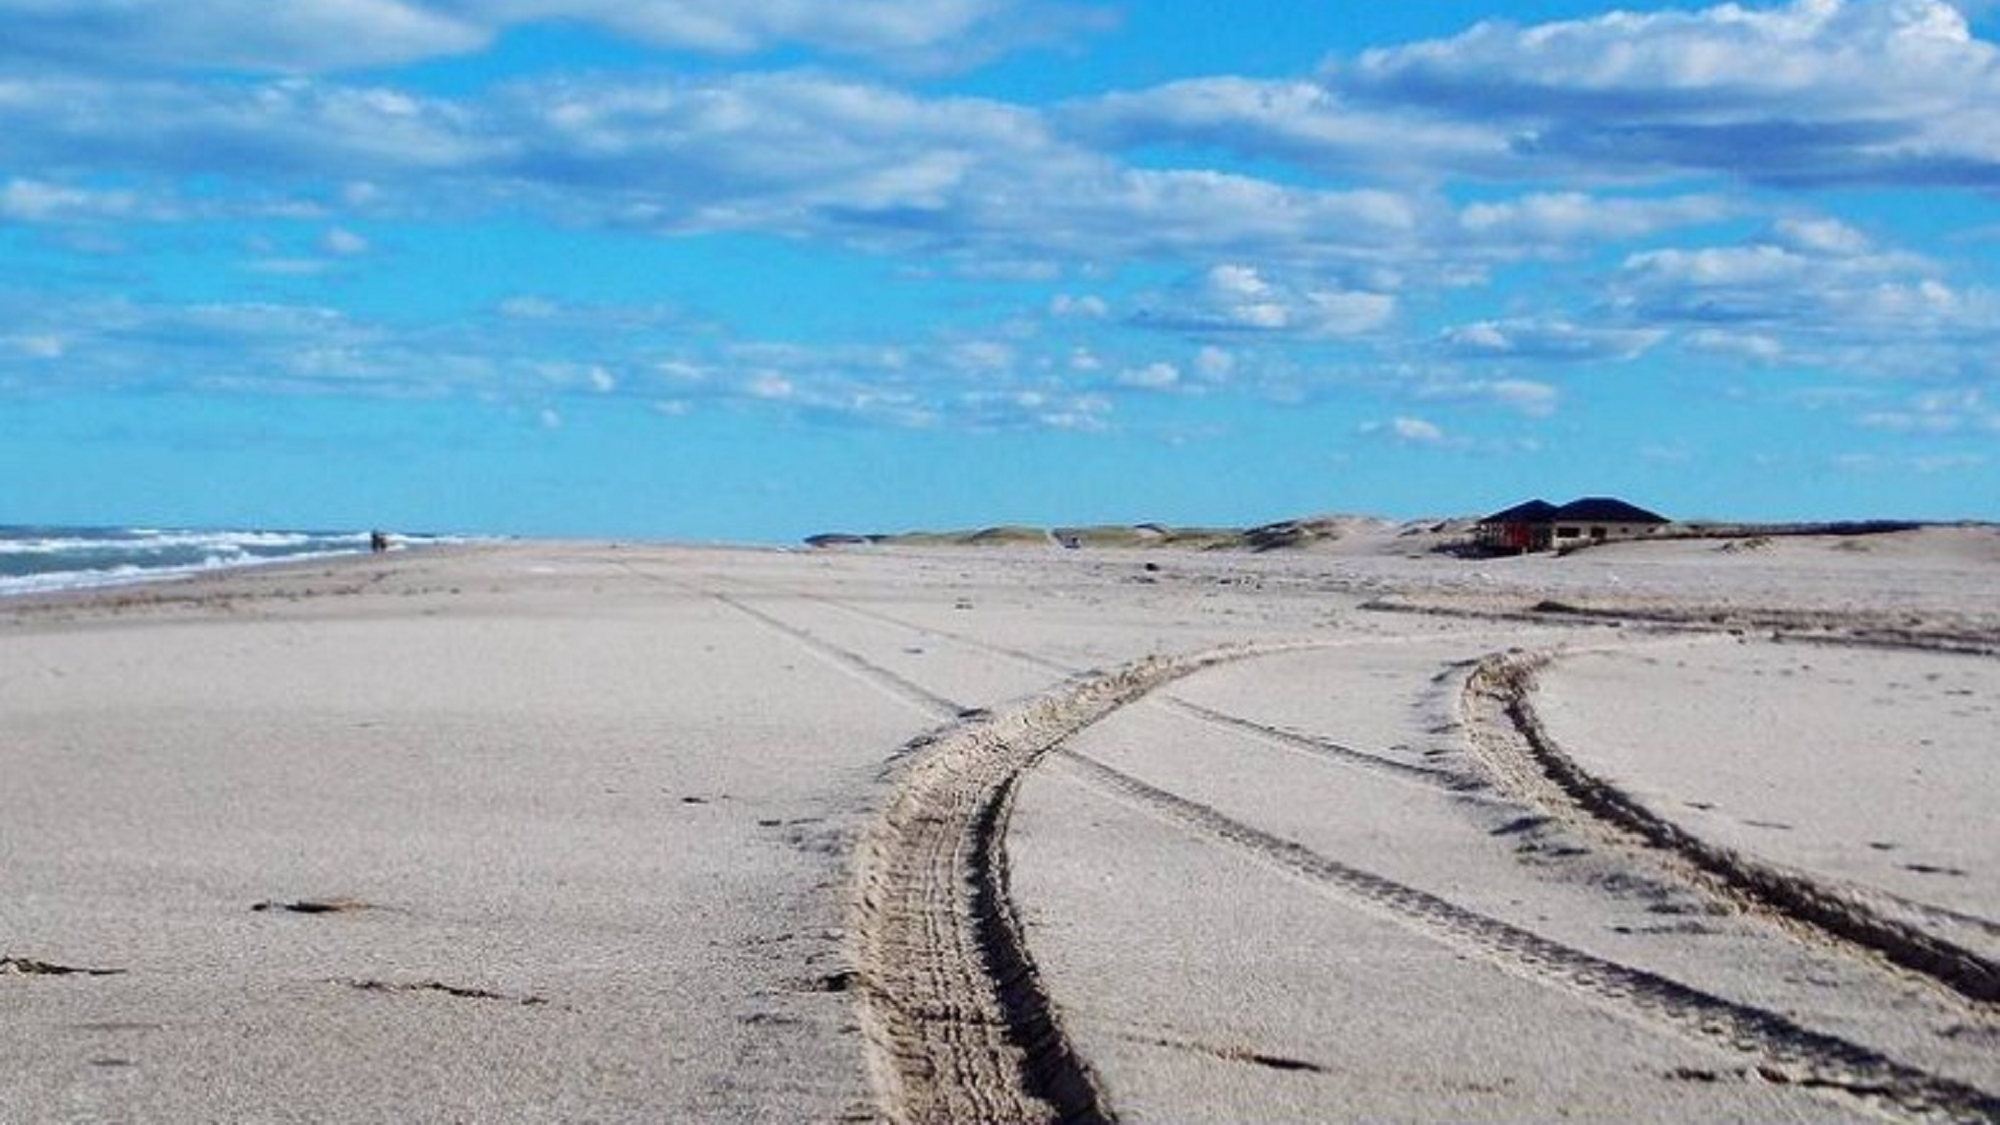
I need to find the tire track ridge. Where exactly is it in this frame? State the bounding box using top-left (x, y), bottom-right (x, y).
top-left (849, 646), bottom-right (1261, 1124)
top-left (615, 560), bottom-right (968, 721)
top-left (1464, 651), bottom-right (2000, 1008)
top-left (1055, 751), bottom-right (2000, 1124)
top-left (1152, 696), bottom-right (1471, 791)
top-left (722, 581), bottom-right (1480, 795)
top-left (1364, 598), bottom-right (2000, 657)
top-left (709, 591), bottom-right (969, 720)
top-left (727, 578), bottom-right (1507, 798)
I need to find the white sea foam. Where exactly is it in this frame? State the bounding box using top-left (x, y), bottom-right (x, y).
top-left (0, 527), bottom-right (472, 598)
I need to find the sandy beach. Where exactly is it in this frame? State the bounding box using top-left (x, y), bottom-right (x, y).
top-left (3, 531), bottom-right (1997, 1122)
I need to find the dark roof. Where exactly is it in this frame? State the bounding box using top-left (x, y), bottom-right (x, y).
top-left (1549, 497), bottom-right (1669, 524)
top-left (1479, 499), bottom-right (1557, 524)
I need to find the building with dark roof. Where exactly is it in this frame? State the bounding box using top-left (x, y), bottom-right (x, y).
top-left (1476, 498), bottom-right (1559, 553)
top-left (1476, 497), bottom-right (1669, 554)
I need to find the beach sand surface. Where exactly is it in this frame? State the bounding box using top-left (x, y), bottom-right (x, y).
top-left (3, 533), bottom-right (1995, 1121)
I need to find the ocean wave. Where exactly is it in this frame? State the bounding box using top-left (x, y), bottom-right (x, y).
top-left (0, 526), bottom-right (468, 597)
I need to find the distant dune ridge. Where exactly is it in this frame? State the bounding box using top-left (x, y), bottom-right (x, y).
top-left (805, 513), bottom-right (1998, 560)
top-left (806, 514), bottom-right (1462, 555)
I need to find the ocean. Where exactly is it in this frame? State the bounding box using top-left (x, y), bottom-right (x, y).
top-left (0, 525), bottom-right (457, 598)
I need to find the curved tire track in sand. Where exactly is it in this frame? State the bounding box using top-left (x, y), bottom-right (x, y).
top-left (1053, 750), bottom-right (2000, 1124)
top-left (1463, 650), bottom-right (2000, 1008)
top-left (723, 578), bottom-right (1484, 793)
top-left (1152, 695), bottom-right (1470, 792)
top-left (849, 647), bottom-right (1262, 1124)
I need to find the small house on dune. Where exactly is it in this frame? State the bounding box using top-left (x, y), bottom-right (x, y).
top-left (1476, 497), bottom-right (1670, 554)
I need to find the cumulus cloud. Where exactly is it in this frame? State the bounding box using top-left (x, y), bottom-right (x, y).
top-left (1456, 191), bottom-right (1734, 248)
top-left (1768, 215), bottom-right (1872, 256)
top-left (0, 0), bottom-right (488, 75)
top-left (1050, 293), bottom-right (1110, 319)
top-left (1132, 264), bottom-right (1396, 337)
top-left (1065, 77), bottom-right (1515, 179)
top-left (2, 0), bottom-right (1995, 454)
top-left (1391, 416), bottom-right (1445, 444)
top-left (1115, 362), bottom-right (1180, 390)
top-left (321, 227), bottom-right (369, 255)
top-left (1193, 345), bottom-right (1234, 380)
top-left (0, 76), bottom-right (489, 180)
top-left (1686, 328), bottom-right (1787, 362)
top-left (0, 69), bottom-right (1433, 266)
top-left (1360, 415), bottom-right (1452, 446)
top-left (1858, 389), bottom-right (1997, 435)
top-left (1340, 0), bottom-right (2000, 187)
top-left (1613, 238), bottom-right (1969, 332)
top-left (0, 177), bottom-right (145, 222)
top-left (0, 0), bottom-right (1104, 74)
top-left (1416, 376), bottom-right (1561, 416)
top-left (1440, 318), bottom-right (1664, 362)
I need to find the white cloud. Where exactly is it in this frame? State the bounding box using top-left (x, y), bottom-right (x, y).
top-left (1479, 378), bottom-right (1560, 416)
top-left (1193, 345), bottom-right (1234, 380)
top-left (1914, 453), bottom-right (1987, 472)
top-left (1343, 0), bottom-right (2000, 187)
top-left (1614, 236), bottom-right (1979, 338)
top-left (7, 333), bottom-right (65, 359)
top-left (1116, 362), bottom-right (1179, 390)
top-left (0, 0), bottom-right (488, 74)
top-left (0, 0), bottom-right (1102, 75)
top-left (1411, 375), bottom-right (1561, 417)
top-left (1457, 191), bottom-right (1733, 248)
top-left (1066, 77), bottom-right (1514, 179)
top-left (322, 227), bottom-right (369, 255)
top-left (0, 177), bottom-right (143, 222)
top-left (946, 340), bottom-right (1015, 372)
top-left (1769, 215), bottom-right (1871, 256)
top-left (0, 67), bottom-right (1446, 275)
top-left (1364, 415), bottom-right (1449, 446)
top-left (746, 373), bottom-right (796, 400)
top-left (1440, 318), bottom-right (1664, 362)
top-left (1687, 328), bottom-right (1786, 362)
top-left (495, 0), bottom-right (1108, 68)
top-left (1050, 293), bottom-right (1110, 319)
top-left (1858, 388), bottom-right (1996, 435)
top-left (1133, 264), bottom-right (1395, 337)
top-left (500, 296), bottom-right (561, 319)
top-left (1393, 416), bottom-right (1445, 444)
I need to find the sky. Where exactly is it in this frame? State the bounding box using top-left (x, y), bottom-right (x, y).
top-left (3, 0), bottom-right (1997, 541)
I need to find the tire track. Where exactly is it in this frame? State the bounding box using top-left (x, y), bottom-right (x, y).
top-left (1463, 650), bottom-right (2000, 1008)
top-left (849, 646), bottom-right (1260, 1124)
top-left (1364, 597), bottom-right (2000, 658)
top-left (714, 577), bottom-right (1077, 677)
top-left (707, 577), bottom-right (1499, 794)
top-left (708, 589), bottom-right (970, 721)
top-left (613, 562), bottom-right (969, 722)
top-left (1151, 696), bottom-right (1473, 792)
top-left (1052, 751), bottom-right (2000, 1124)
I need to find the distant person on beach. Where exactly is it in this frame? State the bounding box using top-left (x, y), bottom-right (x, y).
top-left (370, 530), bottom-right (389, 554)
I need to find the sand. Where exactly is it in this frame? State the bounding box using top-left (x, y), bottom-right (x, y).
top-left (2, 530), bottom-right (1995, 1121)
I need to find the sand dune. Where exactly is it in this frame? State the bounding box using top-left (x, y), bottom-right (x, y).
top-left (2, 533), bottom-right (1995, 1121)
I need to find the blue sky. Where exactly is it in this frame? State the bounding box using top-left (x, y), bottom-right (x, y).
top-left (3, 0), bottom-right (1996, 540)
